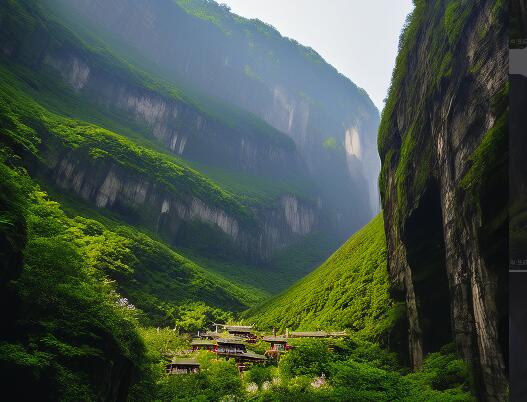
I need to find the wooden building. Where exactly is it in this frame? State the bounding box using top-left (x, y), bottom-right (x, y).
top-left (262, 336), bottom-right (290, 351)
top-left (215, 338), bottom-right (246, 355)
top-left (224, 325), bottom-right (257, 342)
top-left (237, 351), bottom-right (266, 364)
top-left (191, 339), bottom-right (215, 351)
top-left (214, 339), bottom-right (266, 368)
top-left (262, 335), bottom-right (290, 359)
top-left (166, 359), bottom-right (200, 375)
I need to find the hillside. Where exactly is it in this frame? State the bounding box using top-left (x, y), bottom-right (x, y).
top-left (244, 214), bottom-right (403, 344)
top-left (43, 0), bottom-right (381, 237)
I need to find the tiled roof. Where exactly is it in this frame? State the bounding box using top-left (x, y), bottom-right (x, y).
top-left (216, 338), bottom-right (245, 345)
top-left (191, 339), bottom-right (215, 345)
top-left (262, 336), bottom-right (288, 343)
top-left (169, 358), bottom-right (200, 366)
top-left (290, 331), bottom-right (328, 337)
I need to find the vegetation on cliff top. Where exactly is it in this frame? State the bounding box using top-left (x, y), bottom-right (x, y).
top-left (0, 64), bottom-right (258, 221)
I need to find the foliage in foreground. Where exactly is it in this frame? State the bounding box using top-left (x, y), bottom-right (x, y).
top-left (0, 156), bottom-right (245, 400)
top-left (132, 331), bottom-right (473, 402)
top-left (0, 155), bottom-right (145, 401)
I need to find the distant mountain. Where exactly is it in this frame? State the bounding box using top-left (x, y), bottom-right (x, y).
top-left (0, 0), bottom-right (382, 295)
top-left (43, 0), bottom-right (381, 237)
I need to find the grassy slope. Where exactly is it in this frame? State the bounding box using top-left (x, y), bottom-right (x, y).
top-left (180, 230), bottom-right (336, 295)
top-left (244, 214), bottom-right (400, 340)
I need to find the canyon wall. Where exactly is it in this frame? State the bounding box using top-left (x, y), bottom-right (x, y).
top-left (378, 1), bottom-right (507, 400)
top-left (30, 130), bottom-right (321, 263)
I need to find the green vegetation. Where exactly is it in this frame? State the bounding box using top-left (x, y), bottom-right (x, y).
top-left (136, 326), bottom-right (474, 401)
top-left (0, 153), bottom-right (261, 399)
top-left (460, 81), bottom-right (508, 198)
top-left (244, 215), bottom-right (400, 342)
top-left (0, 161), bottom-right (474, 400)
top-left (443, 1), bottom-right (471, 45)
top-left (131, 329), bottom-right (472, 401)
top-left (0, 1), bottom-right (484, 400)
top-left (0, 155), bottom-right (146, 400)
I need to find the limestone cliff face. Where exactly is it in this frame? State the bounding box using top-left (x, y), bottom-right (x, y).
top-left (31, 133), bottom-right (320, 263)
top-left (44, 52), bottom-right (302, 177)
top-left (45, 0), bottom-right (380, 233)
top-left (379, 1), bottom-right (507, 400)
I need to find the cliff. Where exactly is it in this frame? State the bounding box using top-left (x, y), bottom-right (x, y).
top-left (378, 0), bottom-right (507, 400)
top-left (44, 0), bottom-right (380, 235)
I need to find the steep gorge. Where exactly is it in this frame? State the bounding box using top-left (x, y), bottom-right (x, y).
top-left (0, 0), bottom-right (332, 266)
top-left (44, 0), bottom-right (381, 235)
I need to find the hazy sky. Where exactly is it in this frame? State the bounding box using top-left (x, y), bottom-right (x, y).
top-left (221, 0), bottom-right (414, 111)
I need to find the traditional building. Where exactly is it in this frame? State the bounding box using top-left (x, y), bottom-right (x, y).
top-left (262, 336), bottom-right (290, 351)
top-left (191, 339), bottom-right (216, 352)
top-left (224, 325), bottom-right (257, 342)
top-left (262, 335), bottom-right (291, 359)
top-left (214, 338), bottom-right (266, 368)
top-left (166, 359), bottom-right (200, 375)
top-left (215, 338), bottom-right (246, 356)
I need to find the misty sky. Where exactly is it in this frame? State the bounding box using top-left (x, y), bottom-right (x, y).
top-left (221, 0), bottom-right (414, 111)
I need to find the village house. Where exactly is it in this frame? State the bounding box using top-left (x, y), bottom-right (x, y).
top-left (262, 336), bottom-right (290, 351)
top-left (214, 338), bottom-right (266, 369)
top-left (215, 338), bottom-right (246, 355)
top-left (224, 325), bottom-right (254, 336)
top-left (166, 358), bottom-right (200, 375)
top-left (262, 335), bottom-right (291, 359)
top-left (191, 339), bottom-right (216, 352)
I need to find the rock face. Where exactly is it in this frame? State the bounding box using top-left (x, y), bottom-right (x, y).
top-left (31, 133), bottom-right (321, 263)
top-left (44, 0), bottom-right (380, 234)
top-left (44, 52), bottom-right (302, 177)
top-left (378, 1), bottom-right (507, 400)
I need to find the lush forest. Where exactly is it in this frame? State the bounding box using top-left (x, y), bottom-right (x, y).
top-left (0, 0), bottom-right (508, 400)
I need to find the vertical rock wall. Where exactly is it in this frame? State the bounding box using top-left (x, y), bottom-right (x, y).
top-left (379, 1), bottom-right (508, 400)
